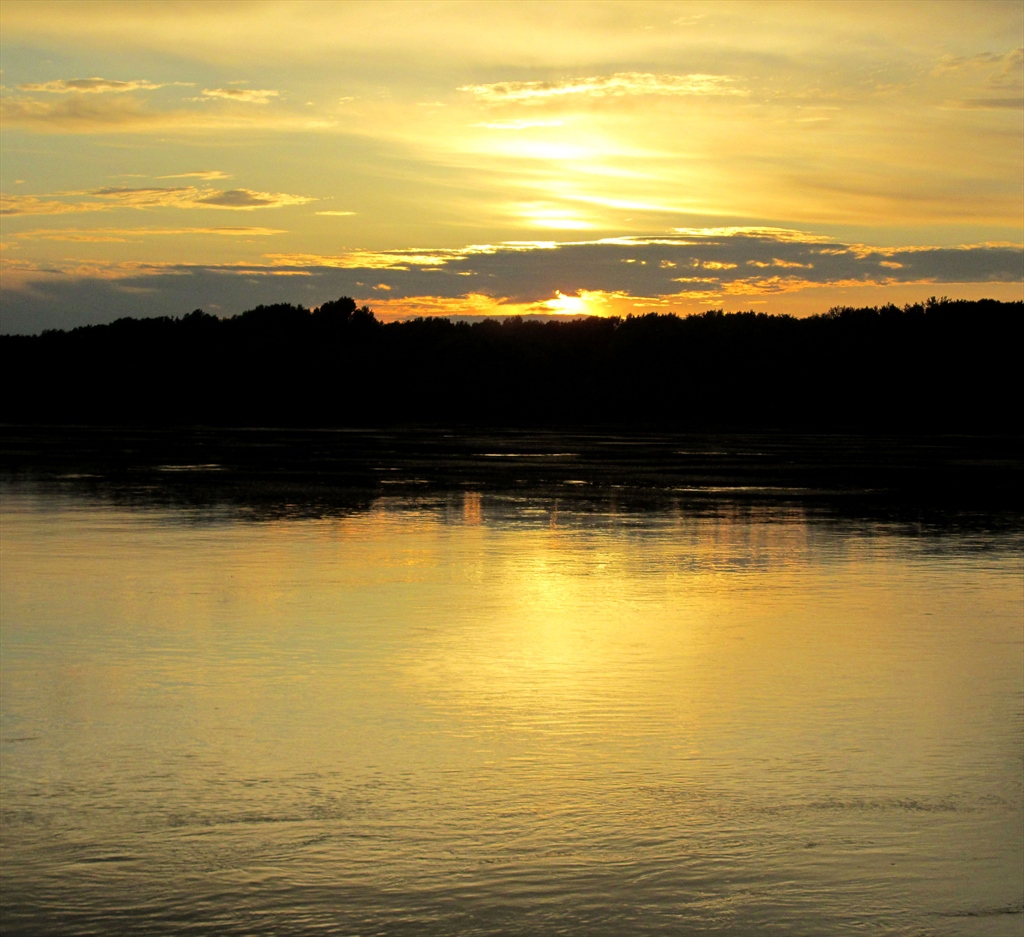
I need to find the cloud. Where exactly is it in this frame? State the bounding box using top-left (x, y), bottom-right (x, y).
top-left (0, 94), bottom-right (332, 133)
top-left (90, 186), bottom-right (206, 207)
top-left (261, 250), bottom-right (463, 270)
top-left (12, 232), bottom-right (131, 243)
top-left (3, 229), bottom-right (1020, 333)
top-left (1, 186), bottom-right (313, 214)
top-left (157, 170), bottom-right (233, 180)
top-left (7, 228), bottom-right (1021, 295)
top-left (191, 189), bottom-right (311, 209)
top-left (315, 210), bottom-right (356, 216)
top-left (671, 226), bottom-right (825, 243)
top-left (934, 47), bottom-right (1023, 110)
top-left (13, 226), bottom-right (285, 241)
top-left (459, 72), bottom-right (747, 104)
top-left (16, 77), bottom-right (174, 93)
top-left (4, 246), bottom-right (1022, 335)
top-left (249, 231), bottom-right (1024, 305)
top-left (261, 241), bottom-right (553, 270)
top-left (0, 93), bottom-right (165, 130)
top-left (198, 87), bottom-right (280, 104)
top-left (14, 227), bottom-right (1018, 295)
top-left (934, 48), bottom-right (1023, 88)
top-left (946, 97), bottom-right (1024, 110)
top-left (0, 194), bottom-right (108, 216)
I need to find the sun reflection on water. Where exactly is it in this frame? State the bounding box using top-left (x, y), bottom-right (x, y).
top-left (1, 489), bottom-right (1021, 934)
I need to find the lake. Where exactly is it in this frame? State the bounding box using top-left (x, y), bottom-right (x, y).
top-left (1, 431), bottom-right (1021, 934)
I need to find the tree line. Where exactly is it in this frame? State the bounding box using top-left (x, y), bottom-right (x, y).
top-left (1, 296), bottom-right (1019, 430)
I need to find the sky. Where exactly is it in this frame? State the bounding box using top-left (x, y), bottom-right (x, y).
top-left (1, 0), bottom-right (1022, 333)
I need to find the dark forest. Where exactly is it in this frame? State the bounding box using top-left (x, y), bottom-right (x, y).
top-left (1, 297), bottom-right (1019, 430)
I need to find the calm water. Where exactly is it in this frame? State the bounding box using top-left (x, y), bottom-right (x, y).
top-left (1, 484), bottom-right (1021, 935)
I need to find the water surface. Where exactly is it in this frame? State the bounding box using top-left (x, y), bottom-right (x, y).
top-left (1, 482), bottom-right (1021, 935)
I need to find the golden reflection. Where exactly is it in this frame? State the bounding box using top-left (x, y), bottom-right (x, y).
top-left (463, 491), bottom-right (482, 525)
top-left (3, 493), bottom-right (1019, 776)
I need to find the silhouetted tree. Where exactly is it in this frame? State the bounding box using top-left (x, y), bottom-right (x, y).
top-left (1, 296), bottom-right (1018, 431)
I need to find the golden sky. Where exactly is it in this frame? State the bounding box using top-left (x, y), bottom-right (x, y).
top-left (1, 0), bottom-right (1022, 331)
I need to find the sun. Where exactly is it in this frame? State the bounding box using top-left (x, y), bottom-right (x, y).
top-left (544, 290), bottom-right (592, 316)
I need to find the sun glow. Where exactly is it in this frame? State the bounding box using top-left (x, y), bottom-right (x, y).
top-left (497, 140), bottom-right (594, 162)
top-left (516, 203), bottom-right (595, 230)
top-left (0, 1), bottom-right (1020, 332)
top-left (544, 291), bottom-right (588, 315)
top-left (543, 289), bottom-right (620, 316)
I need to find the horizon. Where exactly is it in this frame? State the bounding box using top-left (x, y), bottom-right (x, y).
top-left (7, 292), bottom-right (1019, 337)
top-left (1, 1), bottom-right (1022, 334)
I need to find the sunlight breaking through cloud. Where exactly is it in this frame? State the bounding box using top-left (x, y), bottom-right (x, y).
top-left (3, 228), bottom-right (1020, 333)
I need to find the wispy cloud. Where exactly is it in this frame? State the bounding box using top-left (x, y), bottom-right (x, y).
top-left (16, 77), bottom-right (178, 93)
top-left (13, 226), bottom-right (285, 241)
top-left (0, 94), bottom-right (165, 130)
top-left (934, 47), bottom-right (1023, 87)
top-left (671, 227), bottom-right (827, 243)
top-left (198, 87), bottom-right (280, 104)
top-left (934, 46), bottom-right (1023, 110)
top-left (1, 186), bottom-right (313, 215)
top-left (192, 189), bottom-right (310, 209)
top-left (0, 95), bottom-right (332, 133)
top-left (315, 210), bottom-right (356, 216)
top-left (93, 186), bottom-right (313, 210)
top-left (157, 170), bottom-right (233, 180)
top-left (945, 96), bottom-right (1024, 110)
top-left (0, 194), bottom-right (107, 215)
top-left (261, 250), bottom-right (466, 270)
top-left (460, 72), bottom-right (746, 104)
top-left (261, 241), bottom-right (553, 270)
top-left (10, 232), bottom-right (130, 243)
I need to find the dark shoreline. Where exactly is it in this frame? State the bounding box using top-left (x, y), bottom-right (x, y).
top-left (3, 425), bottom-right (1020, 531)
top-left (3, 299), bottom-right (1020, 432)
